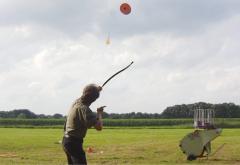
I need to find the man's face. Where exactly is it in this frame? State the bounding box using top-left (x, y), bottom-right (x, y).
top-left (82, 84), bottom-right (102, 104)
top-left (92, 86), bottom-right (102, 101)
top-left (93, 92), bottom-right (100, 102)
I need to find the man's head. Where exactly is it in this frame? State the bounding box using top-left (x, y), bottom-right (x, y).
top-left (81, 84), bottom-right (102, 105)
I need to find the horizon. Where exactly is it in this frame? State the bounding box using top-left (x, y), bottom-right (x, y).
top-left (1, 101), bottom-right (239, 116)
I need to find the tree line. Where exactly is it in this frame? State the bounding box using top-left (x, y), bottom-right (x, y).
top-left (161, 102), bottom-right (240, 118)
top-left (0, 109), bottom-right (63, 119)
top-left (0, 102), bottom-right (240, 119)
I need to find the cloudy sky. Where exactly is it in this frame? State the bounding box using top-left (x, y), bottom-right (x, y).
top-left (0, 0), bottom-right (239, 115)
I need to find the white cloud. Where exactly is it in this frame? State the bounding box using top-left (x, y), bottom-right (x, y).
top-left (0, 1), bottom-right (240, 114)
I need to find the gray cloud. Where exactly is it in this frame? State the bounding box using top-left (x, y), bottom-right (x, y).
top-left (1, 1), bottom-right (239, 37)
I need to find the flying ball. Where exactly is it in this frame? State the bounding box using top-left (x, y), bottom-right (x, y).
top-left (120, 3), bottom-right (131, 15)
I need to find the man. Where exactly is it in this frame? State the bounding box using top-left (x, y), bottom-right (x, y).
top-left (62, 84), bottom-right (105, 165)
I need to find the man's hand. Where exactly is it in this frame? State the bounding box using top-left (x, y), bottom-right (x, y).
top-left (97, 106), bottom-right (106, 114)
top-left (97, 86), bottom-right (102, 92)
top-left (95, 106), bottom-right (106, 131)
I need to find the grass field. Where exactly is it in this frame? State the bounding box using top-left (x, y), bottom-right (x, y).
top-left (0, 128), bottom-right (239, 165)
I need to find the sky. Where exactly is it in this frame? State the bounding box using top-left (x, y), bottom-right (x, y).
top-left (0, 0), bottom-right (240, 115)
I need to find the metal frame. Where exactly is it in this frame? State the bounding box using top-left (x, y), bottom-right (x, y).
top-left (194, 108), bottom-right (215, 129)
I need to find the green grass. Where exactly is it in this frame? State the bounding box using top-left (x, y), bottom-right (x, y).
top-left (0, 128), bottom-right (240, 164)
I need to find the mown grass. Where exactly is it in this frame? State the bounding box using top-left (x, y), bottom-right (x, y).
top-left (0, 128), bottom-right (240, 164)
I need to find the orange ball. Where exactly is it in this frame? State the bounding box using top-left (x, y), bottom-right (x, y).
top-left (120, 3), bottom-right (131, 15)
top-left (87, 147), bottom-right (93, 153)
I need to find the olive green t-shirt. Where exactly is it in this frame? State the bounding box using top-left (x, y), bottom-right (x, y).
top-left (65, 98), bottom-right (97, 139)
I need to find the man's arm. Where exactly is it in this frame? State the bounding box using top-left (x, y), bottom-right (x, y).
top-left (94, 106), bottom-right (106, 131)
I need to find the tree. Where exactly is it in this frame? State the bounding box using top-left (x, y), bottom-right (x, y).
top-left (17, 113), bottom-right (27, 119)
top-left (53, 113), bottom-right (63, 119)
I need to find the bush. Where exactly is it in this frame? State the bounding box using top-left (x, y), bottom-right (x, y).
top-left (0, 118), bottom-right (240, 128)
